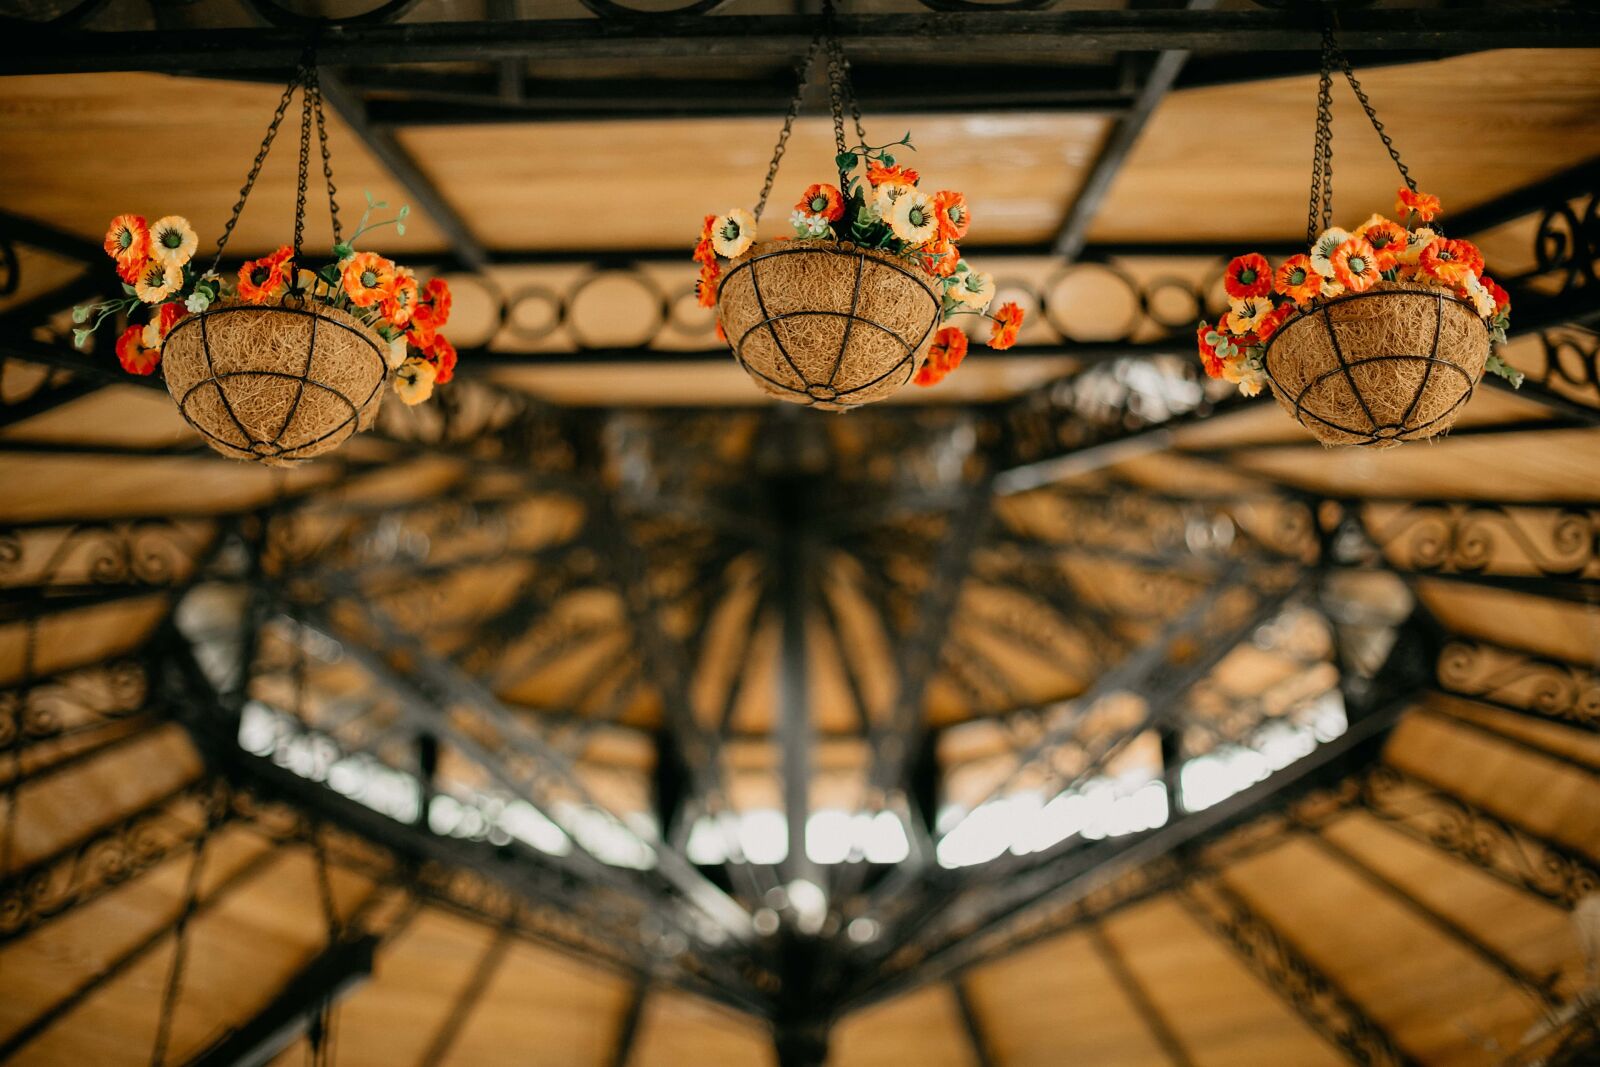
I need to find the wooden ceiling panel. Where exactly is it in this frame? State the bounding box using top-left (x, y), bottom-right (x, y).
top-left (832, 984), bottom-right (972, 1067)
top-left (0, 74), bottom-right (447, 257)
top-left (0, 455), bottom-right (335, 523)
top-left (398, 112), bottom-right (1110, 252)
top-left (1091, 50), bottom-right (1600, 244)
top-left (628, 989), bottom-right (774, 1067)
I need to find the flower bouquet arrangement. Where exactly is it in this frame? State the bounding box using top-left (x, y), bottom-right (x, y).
top-left (694, 135), bottom-right (1025, 408)
top-left (76, 194), bottom-right (457, 407)
top-left (1198, 189), bottom-right (1517, 446)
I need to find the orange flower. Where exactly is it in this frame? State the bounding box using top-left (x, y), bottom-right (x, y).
top-left (103, 215), bottom-right (150, 282)
top-left (407, 302), bottom-right (441, 348)
top-left (795, 184), bottom-right (845, 223)
top-left (238, 246), bottom-right (293, 304)
top-left (917, 326), bottom-right (968, 387)
top-left (1357, 218), bottom-right (1408, 272)
top-left (921, 239), bottom-right (959, 278)
top-left (1329, 237), bottom-right (1379, 292)
top-left (867, 161), bottom-right (919, 187)
top-left (933, 191), bottom-right (970, 242)
top-left (988, 302), bottom-right (1024, 350)
top-left (1196, 322), bottom-right (1225, 379)
top-left (1224, 253), bottom-right (1272, 300)
top-left (1274, 254), bottom-right (1324, 305)
top-left (342, 252), bottom-right (396, 308)
top-left (1417, 238), bottom-right (1476, 286)
top-left (693, 213), bottom-right (718, 266)
top-left (384, 268), bottom-right (420, 327)
top-left (421, 334), bottom-right (458, 385)
top-left (714, 321), bottom-right (728, 345)
top-left (696, 260), bottom-right (720, 308)
top-left (114, 323), bottom-right (162, 375)
top-left (1396, 188), bottom-right (1442, 223)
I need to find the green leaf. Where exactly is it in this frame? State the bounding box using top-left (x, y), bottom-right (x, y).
top-left (880, 153), bottom-right (894, 167)
top-left (398, 205), bottom-right (410, 218)
top-left (332, 243), bottom-right (353, 260)
top-left (835, 151), bottom-right (857, 172)
top-left (122, 283), bottom-right (137, 296)
top-left (72, 328), bottom-right (90, 349)
top-left (396, 222), bottom-right (406, 236)
top-left (71, 305), bottom-right (90, 324)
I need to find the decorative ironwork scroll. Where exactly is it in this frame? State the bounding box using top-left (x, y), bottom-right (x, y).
top-left (1436, 639), bottom-right (1600, 732)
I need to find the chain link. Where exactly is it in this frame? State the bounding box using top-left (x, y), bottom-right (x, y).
top-left (1334, 44), bottom-right (1417, 195)
top-left (210, 66), bottom-right (305, 272)
top-left (148, 784), bottom-right (218, 1067)
top-left (309, 74), bottom-right (343, 247)
top-left (294, 69), bottom-right (315, 262)
top-left (753, 35), bottom-right (824, 224)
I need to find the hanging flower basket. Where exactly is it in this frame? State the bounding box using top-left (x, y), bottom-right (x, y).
top-left (1197, 31), bottom-right (1519, 447)
top-left (694, 32), bottom-right (1023, 410)
top-left (717, 238), bottom-right (941, 409)
top-left (72, 56), bottom-right (459, 465)
top-left (1261, 282), bottom-right (1489, 447)
top-left (161, 299), bottom-right (389, 466)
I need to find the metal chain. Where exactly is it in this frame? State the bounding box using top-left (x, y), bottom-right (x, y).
top-left (1305, 29), bottom-right (1336, 247)
top-left (294, 70), bottom-right (315, 262)
top-left (827, 35), bottom-right (866, 153)
top-left (307, 70), bottom-right (343, 247)
top-left (148, 784), bottom-right (219, 1067)
top-left (753, 34), bottom-right (824, 223)
top-left (1333, 42), bottom-right (1417, 195)
top-left (210, 64), bottom-right (306, 273)
top-left (824, 36), bottom-right (850, 192)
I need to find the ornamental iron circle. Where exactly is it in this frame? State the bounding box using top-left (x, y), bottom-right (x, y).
top-left (1260, 283), bottom-right (1490, 448)
top-left (716, 240), bottom-right (942, 411)
top-left (162, 300), bottom-right (389, 467)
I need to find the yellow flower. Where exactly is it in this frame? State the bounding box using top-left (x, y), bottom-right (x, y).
top-left (133, 259), bottom-right (183, 303)
top-left (386, 335), bottom-right (409, 369)
top-left (1226, 296), bottom-right (1272, 334)
top-left (1319, 278), bottom-right (1346, 300)
top-left (890, 191), bottom-right (939, 246)
top-left (148, 216), bottom-right (198, 268)
top-left (393, 356), bottom-right (437, 405)
top-left (1309, 227), bottom-right (1351, 278)
top-left (953, 270), bottom-right (995, 309)
top-left (1399, 227), bottom-right (1438, 266)
top-left (711, 208), bottom-right (756, 258)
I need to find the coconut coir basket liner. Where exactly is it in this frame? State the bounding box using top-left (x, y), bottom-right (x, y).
top-left (1261, 281), bottom-right (1490, 448)
top-left (162, 299), bottom-right (389, 466)
top-left (717, 239), bottom-right (942, 411)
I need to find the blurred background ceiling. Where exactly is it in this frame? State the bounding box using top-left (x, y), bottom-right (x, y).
top-left (1, 2), bottom-right (1599, 1065)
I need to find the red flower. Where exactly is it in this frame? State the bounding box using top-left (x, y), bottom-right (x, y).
top-left (422, 334), bottom-right (457, 385)
top-left (114, 324), bottom-right (161, 375)
top-left (988, 302), bottom-right (1024, 350)
top-left (1253, 303), bottom-right (1294, 345)
top-left (1482, 275), bottom-right (1511, 315)
top-left (714, 321), bottom-right (728, 345)
top-left (237, 246), bottom-right (293, 304)
top-left (1224, 253), bottom-right (1272, 300)
top-left (693, 214), bottom-right (718, 266)
top-left (795, 184), bottom-right (845, 223)
top-left (1196, 322), bottom-right (1224, 379)
top-left (152, 301), bottom-right (187, 341)
top-left (1396, 188), bottom-right (1442, 223)
top-left (407, 303), bottom-right (441, 348)
top-left (916, 327), bottom-right (969, 387)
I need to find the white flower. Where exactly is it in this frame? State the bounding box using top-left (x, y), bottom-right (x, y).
top-left (1399, 226), bottom-right (1438, 266)
top-left (1226, 296), bottom-right (1271, 334)
top-left (953, 270), bottom-right (995, 309)
top-left (711, 208), bottom-right (756, 259)
top-left (142, 321), bottom-right (161, 348)
top-left (1461, 273), bottom-right (1494, 317)
top-left (872, 179), bottom-right (915, 218)
top-left (185, 290), bottom-right (212, 314)
top-left (889, 191), bottom-right (939, 246)
top-left (387, 335), bottom-right (409, 369)
top-left (790, 210), bottom-right (830, 239)
top-left (1310, 227), bottom-right (1352, 278)
top-left (148, 216), bottom-right (198, 268)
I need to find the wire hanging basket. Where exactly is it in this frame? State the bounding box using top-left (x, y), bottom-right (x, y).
top-left (168, 58), bottom-right (389, 466)
top-left (713, 34), bottom-right (942, 410)
top-left (1270, 31), bottom-right (1488, 446)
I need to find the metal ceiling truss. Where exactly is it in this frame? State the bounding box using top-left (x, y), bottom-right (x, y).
top-left (7, 6), bottom-right (1600, 76)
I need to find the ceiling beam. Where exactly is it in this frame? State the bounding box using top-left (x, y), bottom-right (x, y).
top-left (8, 8), bottom-right (1600, 75)
top-left (183, 934), bottom-right (379, 1067)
